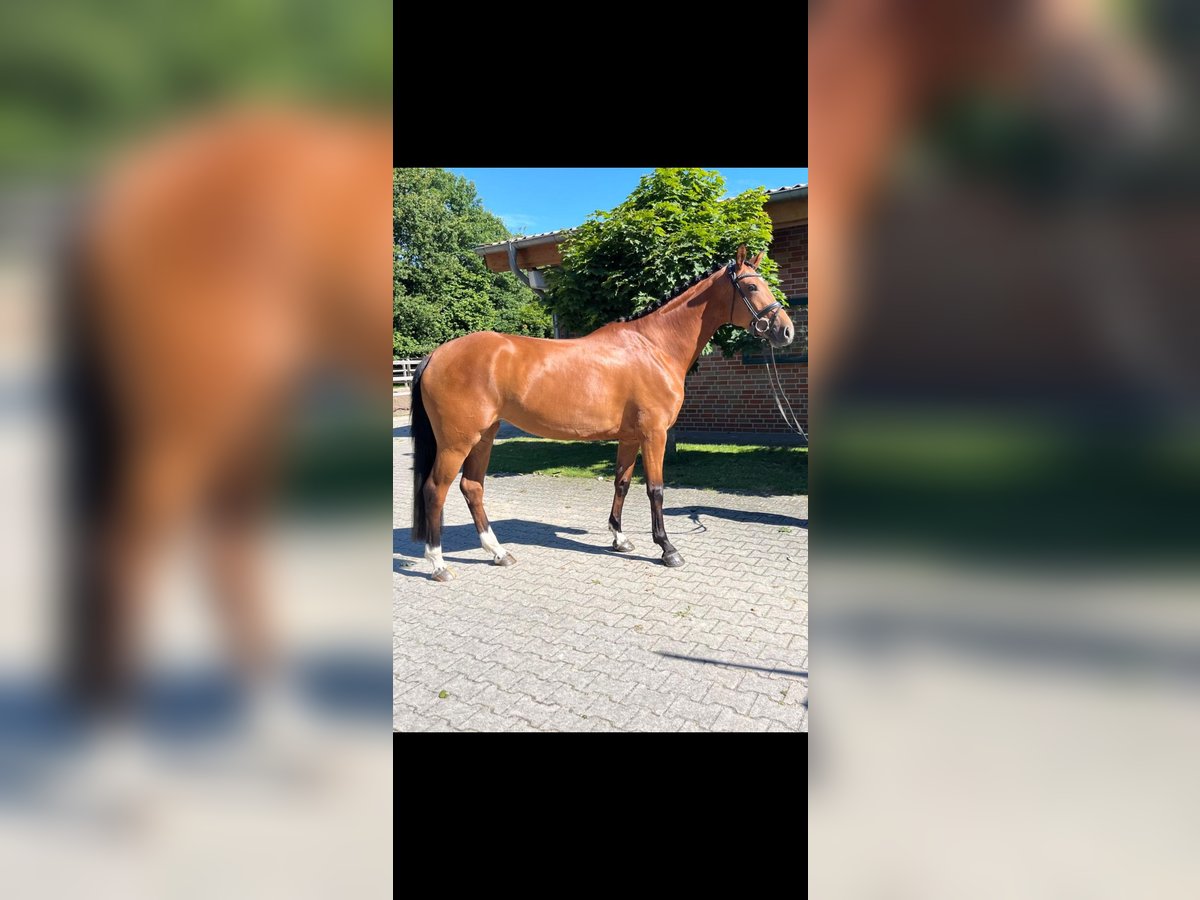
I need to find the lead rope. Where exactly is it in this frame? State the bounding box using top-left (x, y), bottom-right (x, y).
top-left (765, 339), bottom-right (808, 445)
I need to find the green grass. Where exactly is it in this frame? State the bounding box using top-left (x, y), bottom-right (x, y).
top-left (819, 409), bottom-right (1200, 565)
top-left (281, 409), bottom-right (389, 511)
top-left (488, 438), bottom-right (807, 496)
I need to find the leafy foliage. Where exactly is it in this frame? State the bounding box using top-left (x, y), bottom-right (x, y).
top-left (543, 168), bottom-right (782, 356)
top-left (0, 0), bottom-right (391, 173)
top-left (393, 169), bottom-right (551, 356)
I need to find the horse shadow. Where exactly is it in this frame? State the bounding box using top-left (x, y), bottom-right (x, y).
top-left (664, 506), bottom-right (808, 531)
top-left (137, 649), bottom-right (389, 734)
top-left (392, 518), bottom-right (661, 575)
top-left (0, 647), bottom-right (391, 796)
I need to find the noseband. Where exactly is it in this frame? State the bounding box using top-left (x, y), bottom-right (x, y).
top-left (727, 262), bottom-right (784, 338)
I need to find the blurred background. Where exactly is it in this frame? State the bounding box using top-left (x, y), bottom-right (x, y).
top-left (0, 1), bottom-right (391, 896)
top-left (810, 0), bottom-right (1200, 895)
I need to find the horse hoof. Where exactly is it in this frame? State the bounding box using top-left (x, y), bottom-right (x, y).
top-left (611, 540), bottom-right (636, 553)
top-left (662, 551), bottom-right (685, 568)
top-left (492, 552), bottom-right (517, 567)
top-left (431, 567), bottom-right (456, 583)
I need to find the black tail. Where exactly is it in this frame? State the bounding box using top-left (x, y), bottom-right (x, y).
top-left (410, 355), bottom-right (437, 542)
top-left (57, 197), bottom-right (124, 706)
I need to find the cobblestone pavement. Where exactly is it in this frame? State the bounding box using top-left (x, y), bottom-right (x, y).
top-left (393, 424), bottom-right (808, 732)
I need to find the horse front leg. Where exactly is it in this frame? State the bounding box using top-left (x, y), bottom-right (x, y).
top-left (607, 440), bottom-right (639, 552)
top-left (641, 431), bottom-right (684, 567)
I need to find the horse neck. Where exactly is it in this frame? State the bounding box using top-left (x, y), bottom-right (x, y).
top-left (627, 275), bottom-right (731, 375)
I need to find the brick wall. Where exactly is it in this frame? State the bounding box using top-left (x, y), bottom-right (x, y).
top-left (675, 222), bottom-right (808, 434)
top-left (674, 353), bottom-right (808, 433)
top-left (771, 222), bottom-right (808, 296)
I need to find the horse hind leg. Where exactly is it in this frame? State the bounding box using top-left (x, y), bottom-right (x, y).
top-left (78, 432), bottom-right (212, 704)
top-left (422, 445), bottom-right (471, 582)
top-left (460, 423), bottom-right (516, 567)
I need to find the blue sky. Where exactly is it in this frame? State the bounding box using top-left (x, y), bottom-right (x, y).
top-left (449, 168), bottom-right (808, 236)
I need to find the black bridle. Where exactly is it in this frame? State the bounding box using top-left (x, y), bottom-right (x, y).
top-left (724, 260), bottom-right (807, 443)
top-left (727, 262), bottom-right (784, 338)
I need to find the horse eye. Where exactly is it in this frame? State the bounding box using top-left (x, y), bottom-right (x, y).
top-left (747, 284), bottom-right (758, 291)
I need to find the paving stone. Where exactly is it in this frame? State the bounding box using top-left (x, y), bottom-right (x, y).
top-left (394, 424), bottom-right (807, 733)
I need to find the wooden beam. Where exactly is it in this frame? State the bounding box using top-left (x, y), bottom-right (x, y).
top-left (767, 197), bottom-right (808, 228)
top-left (481, 240), bottom-right (566, 273)
top-left (482, 252), bottom-right (509, 273)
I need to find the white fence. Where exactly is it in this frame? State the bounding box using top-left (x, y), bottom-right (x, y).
top-left (393, 357), bottom-right (421, 387)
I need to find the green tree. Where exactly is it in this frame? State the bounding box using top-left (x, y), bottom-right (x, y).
top-left (393, 168), bottom-right (551, 356)
top-left (0, 0), bottom-right (392, 174)
top-left (543, 168), bottom-right (782, 356)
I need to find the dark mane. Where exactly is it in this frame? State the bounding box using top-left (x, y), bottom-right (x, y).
top-left (615, 260), bottom-right (730, 323)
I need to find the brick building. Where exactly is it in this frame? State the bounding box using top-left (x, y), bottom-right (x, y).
top-left (474, 184), bottom-right (807, 437)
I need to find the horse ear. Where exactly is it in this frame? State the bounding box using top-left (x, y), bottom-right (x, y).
top-left (750, 250), bottom-right (764, 268)
top-left (736, 245), bottom-right (747, 265)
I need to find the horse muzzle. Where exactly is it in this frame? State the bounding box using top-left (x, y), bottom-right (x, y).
top-left (762, 312), bottom-right (794, 349)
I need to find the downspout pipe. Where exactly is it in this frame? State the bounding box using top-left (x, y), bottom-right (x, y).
top-left (506, 242), bottom-right (543, 295)
top-left (506, 241), bottom-right (558, 338)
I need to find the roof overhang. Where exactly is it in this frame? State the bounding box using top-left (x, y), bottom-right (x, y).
top-left (475, 183), bottom-right (807, 274)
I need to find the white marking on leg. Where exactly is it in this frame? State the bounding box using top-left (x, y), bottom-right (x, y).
top-left (479, 527), bottom-right (508, 561)
top-left (424, 544), bottom-right (446, 571)
top-left (609, 525), bottom-right (627, 545)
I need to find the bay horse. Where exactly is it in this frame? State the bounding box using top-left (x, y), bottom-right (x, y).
top-left (62, 106), bottom-right (391, 706)
top-left (409, 245), bottom-right (794, 582)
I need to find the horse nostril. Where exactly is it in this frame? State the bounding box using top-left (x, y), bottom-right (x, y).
top-left (783, 325), bottom-right (794, 341)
